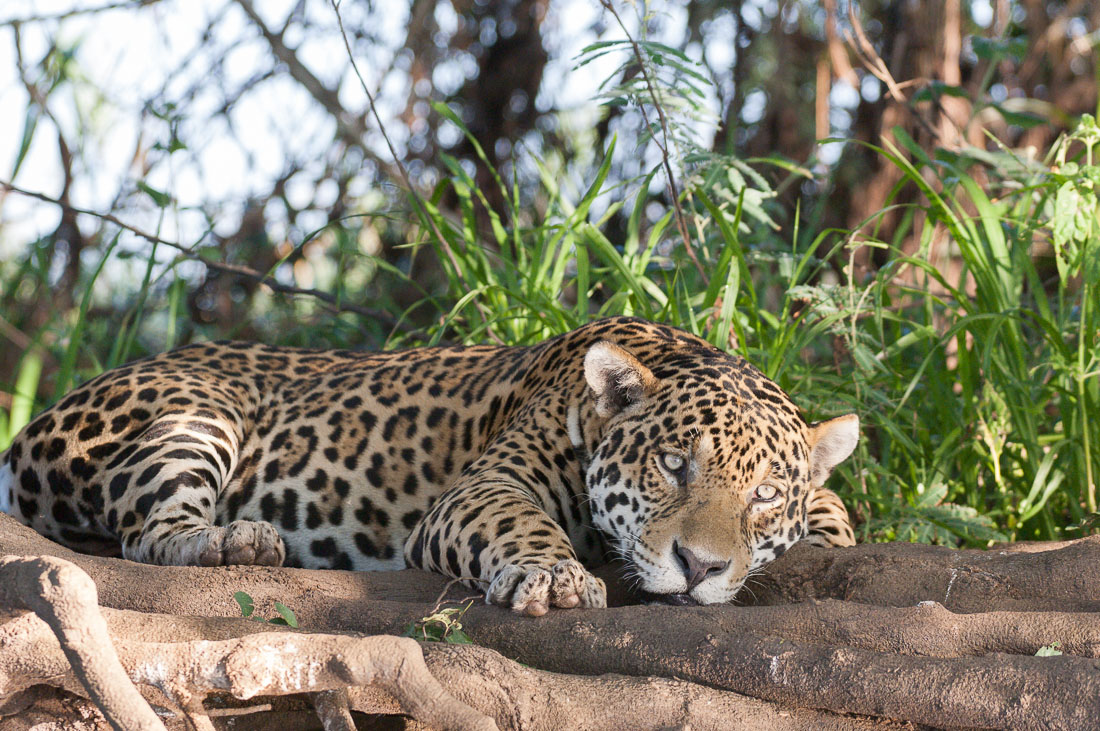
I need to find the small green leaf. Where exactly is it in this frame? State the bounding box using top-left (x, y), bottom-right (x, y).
top-left (445, 629), bottom-right (473, 644)
top-left (233, 591), bottom-right (255, 618)
top-left (1035, 642), bottom-right (1063, 657)
top-left (912, 82), bottom-right (969, 102)
top-left (1052, 181), bottom-right (1091, 250)
top-left (137, 181), bottom-right (172, 208)
top-left (990, 104), bottom-right (1046, 129)
top-left (971, 36), bottom-right (1027, 62)
top-left (272, 601), bottom-right (298, 628)
top-left (12, 106), bottom-right (39, 179)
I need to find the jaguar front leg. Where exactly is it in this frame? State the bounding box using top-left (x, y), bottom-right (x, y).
top-left (404, 339), bottom-right (661, 615)
top-left (404, 473), bottom-right (605, 616)
top-left (105, 414), bottom-right (285, 567)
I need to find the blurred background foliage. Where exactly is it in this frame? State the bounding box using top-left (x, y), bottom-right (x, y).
top-left (0, 0), bottom-right (1098, 545)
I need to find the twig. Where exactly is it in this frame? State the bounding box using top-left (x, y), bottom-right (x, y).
top-left (0, 313), bottom-right (36, 353)
top-left (842, 5), bottom-right (909, 104)
top-left (429, 576), bottom-right (484, 614)
top-left (599, 0), bottom-right (706, 282)
top-left (823, 0), bottom-right (859, 88)
top-left (202, 703), bottom-right (273, 717)
top-left (841, 5), bottom-right (941, 144)
top-left (0, 179), bottom-right (424, 339)
top-left (0, 0), bottom-right (162, 26)
top-left (233, 0), bottom-right (369, 151)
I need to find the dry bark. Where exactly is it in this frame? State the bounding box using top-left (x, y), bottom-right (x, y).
top-left (3, 513), bottom-right (1100, 730)
top-left (0, 555), bottom-right (162, 731)
top-left (0, 556), bottom-right (496, 731)
top-left (1, 605), bottom-right (908, 731)
top-left (740, 536), bottom-right (1100, 613)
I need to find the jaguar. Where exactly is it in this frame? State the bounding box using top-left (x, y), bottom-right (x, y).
top-left (0, 317), bottom-right (858, 615)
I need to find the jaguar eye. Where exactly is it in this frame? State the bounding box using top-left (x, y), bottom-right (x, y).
top-left (753, 484), bottom-right (780, 502)
top-left (659, 452), bottom-right (687, 479)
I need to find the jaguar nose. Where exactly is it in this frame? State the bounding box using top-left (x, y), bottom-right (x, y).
top-left (673, 540), bottom-right (729, 591)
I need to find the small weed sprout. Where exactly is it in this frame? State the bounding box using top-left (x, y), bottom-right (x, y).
top-left (403, 601), bottom-right (475, 644)
top-left (233, 591), bottom-right (299, 628)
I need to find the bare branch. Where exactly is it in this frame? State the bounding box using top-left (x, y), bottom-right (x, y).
top-left (0, 179), bottom-right (425, 339)
top-left (330, 0), bottom-right (500, 341)
top-left (0, 0), bottom-right (163, 27)
top-left (232, 0), bottom-right (368, 150)
top-left (823, 0), bottom-right (860, 88)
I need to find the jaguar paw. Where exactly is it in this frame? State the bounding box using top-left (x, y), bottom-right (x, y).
top-left (486, 559), bottom-right (606, 616)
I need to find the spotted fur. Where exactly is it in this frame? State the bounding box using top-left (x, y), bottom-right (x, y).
top-left (1, 317), bottom-right (858, 613)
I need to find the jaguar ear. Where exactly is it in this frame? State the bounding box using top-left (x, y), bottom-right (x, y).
top-left (807, 414), bottom-right (859, 486)
top-left (584, 341), bottom-right (658, 418)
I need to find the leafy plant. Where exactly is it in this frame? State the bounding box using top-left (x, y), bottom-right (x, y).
top-left (827, 112), bottom-right (1100, 543)
top-left (402, 600), bottom-right (475, 644)
top-left (233, 591), bottom-right (299, 628)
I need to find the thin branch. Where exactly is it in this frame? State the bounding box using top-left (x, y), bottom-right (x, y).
top-left (823, 0), bottom-right (859, 88)
top-left (842, 4), bottom-right (941, 144)
top-left (600, 0), bottom-right (706, 281)
top-left (0, 313), bottom-right (36, 353)
top-left (0, 179), bottom-right (425, 339)
top-left (232, 0), bottom-right (368, 151)
top-left (429, 575), bottom-right (483, 614)
top-left (203, 703), bottom-right (273, 717)
top-left (0, 0), bottom-right (162, 26)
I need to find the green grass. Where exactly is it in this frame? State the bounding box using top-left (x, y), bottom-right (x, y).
top-left (2, 98), bottom-right (1097, 549)
top-left (389, 110), bottom-right (1100, 545)
top-left (831, 118), bottom-right (1100, 542)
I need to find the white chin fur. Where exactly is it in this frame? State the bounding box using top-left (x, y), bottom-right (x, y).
top-left (0, 458), bottom-right (12, 514)
top-left (635, 563), bottom-right (738, 604)
top-left (690, 580), bottom-right (739, 605)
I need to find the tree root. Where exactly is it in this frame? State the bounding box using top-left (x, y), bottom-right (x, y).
top-left (4, 514), bottom-right (1098, 619)
top-left (449, 605), bottom-right (1100, 730)
top-left (742, 535), bottom-right (1100, 613)
top-left (4, 513), bottom-right (1100, 729)
top-left (414, 643), bottom-right (917, 731)
top-left (1, 603), bottom-right (913, 731)
top-left (0, 556), bottom-right (496, 731)
top-left (0, 555), bottom-right (164, 731)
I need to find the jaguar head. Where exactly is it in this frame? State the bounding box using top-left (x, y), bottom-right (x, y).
top-left (583, 340), bottom-right (858, 605)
